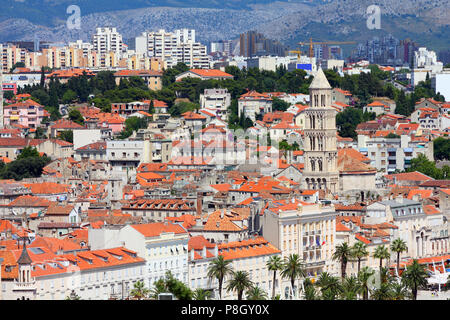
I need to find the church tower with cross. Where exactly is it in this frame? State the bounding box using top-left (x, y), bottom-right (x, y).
top-left (302, 68), bottom-right (339, 194)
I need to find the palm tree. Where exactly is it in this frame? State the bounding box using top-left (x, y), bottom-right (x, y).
top-left (357, 267), bottom-right (374, 300)
top-left (373, 245), bottom-right (390, 282)
top-left (371, 282), bottom-right (393, 300)
top-left (266, 255), bottom-right (283, 299)
top-left (192, 288), bottom-right (211, 300)
top-left (333, 242), bottom-right (352, 279)
top-left (130, 280), bottom-right (150, 300)
top-left (226, 271), bottom-right (253, 300)
top-left (280, 254), bottom-right (306, 299)
top-left (246, 285), bottom-right (268, 300)
top-left (390, 238), bottom-right (408, 277)
top-left (391, 282), bottom-right (410, 300)
top-left (402, 259), bottom-right (428, 300)
top-left (302, 278), bottom-right (318, 300)
top-left (340, 276), bottom-right (360, 300)
top-left (351, 241), bottom-right (368, 274)
top-left (207, 255), bottom-right (233, 300)
top-left (315, 272), bottom-right (342, 300)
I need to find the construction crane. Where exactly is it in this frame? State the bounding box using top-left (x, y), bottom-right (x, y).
top-left (288, 49), bottom-right (303, 60)
top-left (298, 38), bottom-right (356, 59)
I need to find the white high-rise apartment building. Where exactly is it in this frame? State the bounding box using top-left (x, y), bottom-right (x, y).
top-left (134, 29), bottom-right (209, 69)
top-left (92, 27), bottom-right (124, 55)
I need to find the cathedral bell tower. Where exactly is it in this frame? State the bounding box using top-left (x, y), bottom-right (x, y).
top-left (302, 68), bottom-right (339, 194)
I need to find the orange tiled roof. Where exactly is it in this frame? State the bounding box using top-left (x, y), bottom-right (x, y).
top-left (131, 222), bottom-right (187, 238)
top-left (218, 237), bottom-right (280, 260)
top-left (407, 189), bottom-right (433, 200)
top-left (203, 209), bottom-right (245, 232)
top-left (423, 205), bottom-right (441, 215)
top-left (51, 119), bottom-right (84, 129)
top-left (188, 69), bottom-right (233, 78)
top-left (384, 171), bottom-right (433, 182)
top-left (8, 195), bottom-right (55, 208)
top-left (23, 182), bottom-right (70, 195)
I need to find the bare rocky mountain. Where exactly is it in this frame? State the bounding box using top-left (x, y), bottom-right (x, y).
top-left (1, 0), bottom-right (449, 51)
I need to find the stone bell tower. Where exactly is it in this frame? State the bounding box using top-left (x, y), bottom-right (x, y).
top-left (302, 68), bottom-right (339, 194)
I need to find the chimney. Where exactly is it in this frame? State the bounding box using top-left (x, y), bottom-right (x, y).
top-left (197, 194), bottom-right (203, 216)
top-left (220, 209), bottom-right (224, 219)
top-left (216, 222), bottom-right (220, 228)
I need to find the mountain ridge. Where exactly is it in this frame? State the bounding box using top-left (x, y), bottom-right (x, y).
top-left (0, 0), bottom-right (449, 53)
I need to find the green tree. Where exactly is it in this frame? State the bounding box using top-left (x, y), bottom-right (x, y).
top-left (0, 156), bottom-right (51, 180)
top-left (390, 238), bottom-right (408, 277)
top-left (68, 108), bottom-right (85, 126)
top-left (336, 107), bottom-right (376, 139)
top-left (226, 271), bottom-right (253, 300)
top-left (163, 271), bottom-right (193, 300)
top-left (266, 255), bottom-right (283, 299)
top-left (402, 259), bottom-right (428, 300)
top-left (4, 91), bottom-right (14, 100)
top-left (10, 61), bottom-right (25, 73)
top-left (303, 280), bottom-right (319, 300)
top-left (34, 127), bottom-right (47, 139)
top-left (351, 241), bottom-right (369, 274)
top-left (373, 245), bottom-right (391, 283)
top-left (58, 130), bottom-right (73, 143)
top-left (17, 146), bottom-right (40, 160)
top-left (192, 288), bottom-right (211, 300)
top-left (340, 276), bottom-right (360, 300)
top-left (391, 282), bottom-right (410, 300)
top-left (62, 89), bottom-right (77, 104)
top-left (371, 282), bottom-right (393, 300)
top-left (31, 89), bottom-right (50, 106)
top-left (272, 97), bottom-right (290, 111)
top-left (315, 272), bottom-right (342, 300)
top-left (333, 242), bottom-right (352, 279)
top-left (433, 137), bottom-right (450, 161)
top-left (280, 254), bottom-right (306, 299)
top-left (357, 267), bottom-right (374, 300)
top-left (407, 153), bottom-right (446, 180)
top-left (207, 256), bottom-right (233, 300)
top-left (246, 285), bottom-right (268, 300)
top-left (130, 280), bottom-right (150, 300)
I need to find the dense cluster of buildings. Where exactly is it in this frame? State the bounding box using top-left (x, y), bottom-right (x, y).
top-left (0, 26), bottom-right (449, 301)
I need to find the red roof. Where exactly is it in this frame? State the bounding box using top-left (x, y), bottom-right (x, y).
top-left (131, 222), bottom-right (187, 237)
top-left (51, 119), bottom-right (84, 129)
top-left (384, 171), bottom-right (434, 182)
top-left (188, 69), bottom-right (233, 78)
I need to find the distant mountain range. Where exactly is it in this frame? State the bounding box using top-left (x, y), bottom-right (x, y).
top-left (1, 0), bottom-right (449, 53)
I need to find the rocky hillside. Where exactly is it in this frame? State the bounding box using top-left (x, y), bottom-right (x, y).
top-left (1, 0), bottom-right (449, 52)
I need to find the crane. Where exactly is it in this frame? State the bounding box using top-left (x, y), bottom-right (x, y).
top-left (298, 38), bottom-right (356, 59)
top-left (288, 49), bottom-right (303, 60)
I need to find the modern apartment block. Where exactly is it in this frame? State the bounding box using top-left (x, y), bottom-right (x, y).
top-left (357, 134), bottom-right (434, 173)
top-left (92, 27), bottom-right (124, 55)
top-left (134, 29), bottom-right (209, 68)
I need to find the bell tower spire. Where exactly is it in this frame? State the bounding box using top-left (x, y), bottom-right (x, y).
top-left (301, 68), bottom-right (339, 194)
